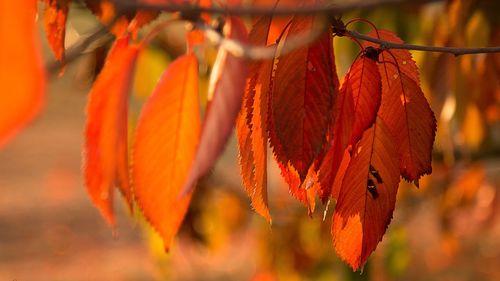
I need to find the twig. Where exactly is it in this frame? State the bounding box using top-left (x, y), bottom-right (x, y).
top-left (347, 30), bottom-right (500, 56)
top-left (46, 25), bottom-right (113, 74)
top-left (113, 0), bottom-right (443, 17)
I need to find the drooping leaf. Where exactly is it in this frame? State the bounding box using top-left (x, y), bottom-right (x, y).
top-left (0, 0), bottom-right (45, 148)
top-left (363, 30), bottom-right (436, 185)
top-left (269, 13), bottom-right (338, 203)
top-left (181, 17), bottom-right (249, 195)
top-left (237, 61), bottom-right (273, 222)
top-left (332, 118), bottom-right (400, 271)
top-left (133, 54), bottom-right (200, 250)
top-left (236, 15), bottom-right (274, 222)
top-left (43, 0), bottom-right (69, 61)
top-left (84, 36), bottom-right (139, 224)
top-left (318, 56), bottom-right (381, 201)
top-left (379, 72), bottom-right (436, 184)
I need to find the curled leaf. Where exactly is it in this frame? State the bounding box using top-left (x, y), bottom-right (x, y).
top-left (84, 36), bottom-right (140, 224)
top-left (236, 14), bottom-right (274, 222)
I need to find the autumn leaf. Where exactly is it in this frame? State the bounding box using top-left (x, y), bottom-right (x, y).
top-left (43, 0), bottom-right (69, 61)
top-left (332, 118), bottom-right (400, 271)
top-left (84, 36), bottom-right (140, 224)
top-left (269, 12), bottom-right (339, 204)
top-left (0, 0), bottom-right (45, 148)
top-left (133, 54), bottom-right (200, 250)
top-left (181, 16), bottom-right (249, 195)
top-left (236, 15), bottom-right (274, 222)
top-left (361, 30), bottom-right (436, 184)
top-left (318, 56), bottom-right (381, 201)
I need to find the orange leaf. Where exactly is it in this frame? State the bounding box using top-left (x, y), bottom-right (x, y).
top-left (332, 118), bottom-right (400, 271)
top-left (182, 17), bottom-right (249, 194)
top-left (84, 36), bottom-right (140, 224)
top-left (0, 0), bottom-right (45, 148)
top-left (236, 14), bottom-right (273, 222)
top-left (237, 61), bottom-right (273, 222)
top-left (133, 54), bottom-right (200, 250)
top-left (319, 56), bottom-right (381, 201)
top-left (269, 13), bottom-right (339, 195)
top-left (43, 0), bottom-right (69, 61)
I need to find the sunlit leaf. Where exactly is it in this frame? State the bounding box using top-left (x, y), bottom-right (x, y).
top-left (84, 36), bottom-right (139, 224)
top-left (133, 54), bottom-right (200, 250)
top-left (236, 14), bottom-right (274, 222)
top-left (0, 0), bottom-right (45, 148)
top-left (332, 118), bottom-right (400, 271)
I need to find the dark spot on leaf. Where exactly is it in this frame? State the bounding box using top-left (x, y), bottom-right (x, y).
top-left (367, 178), bottom-right (379, 199)
top-left (369, 164), bottom-right (383, 184)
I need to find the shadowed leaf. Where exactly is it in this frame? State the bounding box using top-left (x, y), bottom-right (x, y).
top-left (363, 30), bottom-right (435, 184)
top-left (269, 12), bottom-right (338, 204)
top-left (182, 17), bottom-right (249, 195)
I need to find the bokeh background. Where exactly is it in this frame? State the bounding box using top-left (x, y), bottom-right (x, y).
top-left (0, 0), bottom-right (499, 280)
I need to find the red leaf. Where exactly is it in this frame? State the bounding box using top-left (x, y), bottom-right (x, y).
top-left (236, 15), bottom-right (273, 222)
top-left (133, 54), bottom-right (200, 250)
top-left (363, 30), bottom-right (436, 184)
top-left (318, 56), bottom-right (381, 201)
top-left (43, 0), bottom-right (69, 61)
top-left (332, 118), bottom-right (400, 271)
top-left (380, 72), bottom-right (436, 184)
top-left (84, 36), bottom-right (139, 224)
top-left (269, 15), bottom-right (338, 198)
top-left (0, 0), bottom-right (45, 148)
top-left (182, 17), bottom-right (249, 195)
top-left (237, 61), bottom-right (273, 222)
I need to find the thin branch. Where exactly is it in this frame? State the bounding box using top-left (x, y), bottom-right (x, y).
top-left (46, 25), bottom-right (113, 74)
top-left (113, 0), bottom-right (443, 17)
top-left (347, 30), bottom-right (500, 56)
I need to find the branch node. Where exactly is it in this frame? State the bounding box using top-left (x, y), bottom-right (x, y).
top-left (363, 46), bottom-right (381, 61)
top-left (331, 16), bottom-right (346, 37)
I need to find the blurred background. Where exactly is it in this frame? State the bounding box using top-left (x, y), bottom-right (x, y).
top-left (0, 0), bottom-right (499, 280)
